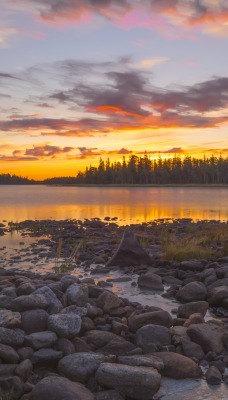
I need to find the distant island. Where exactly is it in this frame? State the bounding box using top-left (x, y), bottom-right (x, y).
top-left (1, 154), bottom-right (228, 185)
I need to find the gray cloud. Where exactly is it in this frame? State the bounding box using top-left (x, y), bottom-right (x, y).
top-left (25, 145), bottom-right (74, 157)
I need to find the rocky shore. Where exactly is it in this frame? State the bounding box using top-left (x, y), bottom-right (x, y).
top-left (0, 218), bottom-right (228, 399)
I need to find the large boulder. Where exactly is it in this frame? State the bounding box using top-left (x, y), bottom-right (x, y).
top-left (30, 376), bottom-right (94, 400)
top-left (153, 352), bottom-right (202, 379)
top-left (187, 321), bottom-right (226, 353)
top-left (106, 229), bottom-right (151, 267)
top-left (48, 313), bottom-right (81, 338)
top-left (58, 352), bottom-right (106, 383)
top-left (138, 273), bottom-right (164, 291)
top-left (176, 282), bottom-right (207, 303)
top-left (96, 362), bottom-right (161, 400)
top-left (128, 310), bottom-right (173, 332)
top-left (136, 324), bottom-right (171, 353)
top-left (177, 301), bottom-right (209, 318)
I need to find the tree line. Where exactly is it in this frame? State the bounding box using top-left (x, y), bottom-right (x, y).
top-left (1, 155), bottom-right (228, 185)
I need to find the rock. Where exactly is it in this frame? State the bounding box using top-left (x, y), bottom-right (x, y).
top-left (97, 339), bottom-right (136, 356)
top-left (187, 322), bottom-right (225, 353)
top-left (0, 294), bottom-right (13, 309)
top-left (30, 348), bottom-right (63, 365)
top-left (153, 352), bottom-right (202, 379)
top-left (48, 313), bottom-right (81, 338)
top-left (96, 291), bottom-right (123, 313)
top-left (17, 346), bottom-right (34, 361)
top-left (60, 305), bottom-right (87, 316)
top-left (86, 330), bottom-right (128, 349)
top-left (207, 278), bottom-right (228, 292)
top-left (17, 281), bottom-right (36, 296)
top-left (136, 324), bottom-right (171, 353)
top-left (66, 284), bottom-right (89, 307)
top-left (35, 286), bottom-right (63, 314)
top-left (180, 260), bottom-right (205, 271)
top-left (15, 359), bottom-right (33, 381)
top-left (183, 313), bottom-right (205, 327)
top-left (205, 366), bottom-right (222, 385)
top-left (25, 331), bottom-right (58, 349)
top-left (181, 337), bottom-right (205, 359)
top-left (21, 309), bottom-right (49, 333)
top-left (0, 364), bottom-right (16, 376)
top-left (137, 272), bottom-right (164, 291)
top-left (106, 228), bottom-right (151, 267)
top-left (0, 375), bottom-right (23, 400)
top-left (176, 282), bottom-right (207, 303)
top-left (128, 310), bottom-right (173, 332)
top-left (0, 343), bottom-right (20, 363)
top-left (58, 352), bottom-right (106, 383)
top-left (56, 337), bottom-right (75, 356)
top-left (94, 390), bottom-right (124, 400)
top-left (96, 362), bottom-right (161, 400)
top-left (216, 265), bottom-right (228, 278)
top-left (0, 327), bottom-right (25, 346)
top-left (207, 286), bottom-right (228, 306)
top-left (30, 376), bottom-right (94, 400)
top-left (12, 294), bottom-right (48, 312)
top-left (0, 309), bottom-right (21, 328)
top-left (117, 354), bottom-right (164, 371)
top-left (177, 301), bottom-right (209, 318)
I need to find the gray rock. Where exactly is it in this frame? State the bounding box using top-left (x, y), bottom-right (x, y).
top-left (153, 352), bottom-right (202, 379)
top-left (86, 330), bottom-right (127, 349)
top-left (205, 366), bottom-right (222, 385)
top-left (25, 331), bottom-right (58, 349)
top-left (181, 337), bottom-right (205, 359)
top-left (58, 352), bottom-right (106, 383)
top-left (66, 284), bottom-right (88, 307)
top-left (30, 376), bottom-right (94, 400)
top-left (207, 278), bottom-right (228, 292)
top-left (128, 310), bottom-right (173, 332)
top-left (0, 327), bottom-right (25, 346)
top-left (180, 260), bottom-right (205, 271)
top-left (0, 309), bottom-right (21, 328)
top-left (0, 343), bottom-right (20, 363)
top-left (12, 294), bottom-right (48, 312)
top-left (176, 282), bottom-right (207, 303)
top-left (138, 272), bottom-right (164, 291)
top-left (35, 286), bottom-right (63, 314)
top-left (136, 324), bottom-right (171, 353)
top-left (207, 286), bottom-right (228, 306)
top-left (177, 301), bottom-right (209, 318)
top-left (94, 390), bottom-right (124, 400)
top-left (0, 375), bottom-right (23, 400)
top-left (60, 305), bottom-right (87, 316)
top-left (0, 294), bottom-right (13, 309)
top-left (56, 337), bottom-right (75, 356)
top-left (17, 281), bottom-right (36, 296)
top-left (48, 313), bottom-right (81, 338)
top-left (96, 362), bottom-right (161, 400)
top-left (187, 322), bottom-right (225, 353)
top-left (21, 309), bottom-right (49, 333)
top-left (30, 348), bottom-right (63, 365)
top-left (117, 354), bottom-right (164, 371)
top-left (106, 228), bottom-right (151, 267)
top-left (15, 359), bottom-right (33, 381)
top-left (96, 291), bottom-right (123, 313)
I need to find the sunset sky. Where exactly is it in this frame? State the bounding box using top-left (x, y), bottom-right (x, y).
top-left (0, 0), bottom-right (227, 179)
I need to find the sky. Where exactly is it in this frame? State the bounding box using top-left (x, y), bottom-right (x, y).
top-left (0, 0), bottom-right (227, 180)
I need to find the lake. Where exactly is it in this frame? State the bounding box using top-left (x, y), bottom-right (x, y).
top-left (0, 185), bottom-right (227, 224)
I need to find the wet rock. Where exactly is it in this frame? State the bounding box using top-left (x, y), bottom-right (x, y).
top-left (0, 343), bottom-right (20, 363)
top-left (117, 354), bottom-right (164, 371)
top-left (136, 324), bottom-right (171, 353)
top-left (177, 301), bottom-right (209, 318)
top-left (205, 366), bottom-right (222, 385)
top-left (176, 282), bottom-right (207, 303)
top-left (96, 291), bottom-right (123, 313)
top-left (138, 272), bottom-right (164, 291)
top-left (58, 352), bottom-right (106, 383)
top-left (187, 322), bottom-right (225, 353)
top-left (0, 327), bottom-right (25, 346)
top-left (30, 376), bottom-right (94, 400)
top-left (21, 309), bottom-right (49, 333)
top-left (48, 313), bottom-right (81, 338)
top-left (12, 294), bottom-right (48, 312)
top-left (0, 309), bottom-right (21, 328)
top-left (154, 352), bottom-right (202, 379)
top-left (35, 286), bottom-right (63, 314)
top-left (128, 310), bottom-right (173, 332)
top-left (106, 229), bottom-right (151, 267)
top-left (66, 284), bottom-right (89, 307)
top-left (96, 362), bottom-right (161, 400)
top-left (25, 331), bottom-right (58, 349)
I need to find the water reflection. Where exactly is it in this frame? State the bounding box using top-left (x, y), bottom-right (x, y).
top-left (0, 185), bottom-right (227, 224)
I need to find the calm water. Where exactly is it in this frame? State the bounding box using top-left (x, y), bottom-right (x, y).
top-left (0, 185), bottom-right (227, 224)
